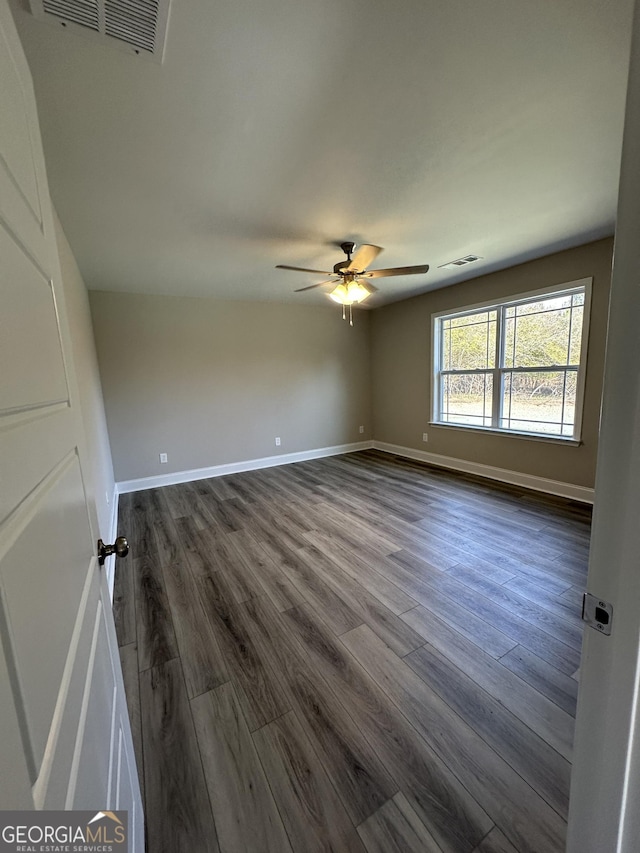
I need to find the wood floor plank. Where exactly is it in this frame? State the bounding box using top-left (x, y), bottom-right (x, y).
top-left (213, 535), bottom-right (265, 604)
top-left (242, 595), bottom-right (398, 825)
top-left (296, 543), bottom-right (424, 655)
top-left (175, 516), bottom-right (220, 577)
top-left (303, 530), bottom-right (418, 614)
top-left (472, 827), bottom-right (520, 853)
top-left (128, 490), bottom-right (160, 561)
top-left (328, 491), bottom-right (444, 556)
top-left (446, 562), bottom-right (583, 649)
top-left (148, 489), bottom-right (185, 567)
top-left (267, 466), bottom-right (327, 504)
top-left (343, 624), bottom-right (568, 853)
top-left (312, 500), bottom-right (402, 556)
top-left (161, 560), bottom-right (228, 698)
top-left (535, 523), bottom-right (590, 553)
top-left (118, 642), bottom-right (144, 801)
top-left (414, 514), bottom-right (585, 589)
top-left (284, 604), bottom-right (493, 853)
top-left (560, 585), bottom-right (585, 607)
top-left (448, 548), bottom-right (575, 596)
top-left (445, 557), bottom-right (517, 586)
top-left (382, 553), bottom-right (518, 659)
top-left (402, 606), bottom-right (575, 760)
top-left (263, 539), bottom-right (364, 636)
top-left (113, 557), bottom-right (135, 646)
top-left (423, 504), bottom-right (566, 561)
top-left (500, 644), bottom-right (579, 717)
top-left (357, 792), bottom-right (443, 853)
top-left (202, 474), bottom-right (241, 502)
top-left (391, 550), bottom-right (581, 674)
top-left (503, 574), bottom-right (582, 623)
top-left (198, 489), bottom-right (245, 533)
top-left (191, 682), bottom-right (292, 853)
top-left (227, 529), bottom-right (304, 611)
top-left (406, 643), bottom-right (571, 818)
top-left (172, 481), bottom-right (217, 530)
top-left (162, 483), bottom-right (197, 521)
top-left (244, 501), bottom-right (311, 554)
top-left (140, 659), bottom-right (219, 853)
top-left (252, 710), bottom-right (366, 853)
top-left (197, 572), bottom-right (290, 730)
top-left (554, 548), bottom-right (590, 574)
top-left (133, 554), bottom-right (179, 672)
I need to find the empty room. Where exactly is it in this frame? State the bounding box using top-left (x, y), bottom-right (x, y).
top-left (2, 1), bottom-right (640, 852)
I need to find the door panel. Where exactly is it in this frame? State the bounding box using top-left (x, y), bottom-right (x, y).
top-left (1, 454), bottom-right (92, 767)
top-left (0, 21), bottom-right (42, 221)
top-left (68, 599), bottom-right (114, 809)
top-left (0, 223), bottom-right (69, 412)
top-left (37, 565), bottom-right (101, 809)
top-left (0, 2), bottom-right (143, 849)
top-left (0, 646), bottom-right (33, 808)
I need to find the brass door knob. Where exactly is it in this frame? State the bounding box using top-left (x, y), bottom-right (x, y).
top-left (97, 536), bottom-right (130, 565)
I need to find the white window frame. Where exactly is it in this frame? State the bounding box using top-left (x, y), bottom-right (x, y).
top-left (431, 277), bottom-right (592, 443)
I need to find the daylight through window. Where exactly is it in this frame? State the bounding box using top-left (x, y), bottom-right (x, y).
top-left (432, 280), bottom-right (590, 439)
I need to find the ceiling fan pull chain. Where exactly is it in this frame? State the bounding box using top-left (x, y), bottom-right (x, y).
top-left (349, 304), bottom-right (353, 327)
top-left (342, 305), bottom-right (346, 321)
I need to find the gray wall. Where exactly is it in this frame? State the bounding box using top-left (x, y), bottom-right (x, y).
top-left (370, 238), bottom-right (613, 489)
top-left (90, 291), bottom-right (372, 482)
top-left (54, 213), bottom-right (116, 536)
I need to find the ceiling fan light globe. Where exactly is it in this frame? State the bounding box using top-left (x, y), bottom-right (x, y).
top-left (347, 280), bottom-right (372, 302)
top-left (328, 283), bottom-right (349, 304)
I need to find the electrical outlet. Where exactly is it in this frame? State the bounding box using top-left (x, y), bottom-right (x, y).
top-left (359, 425), bottom-right (365, 434)
top-left (422, 432), bottom-right (429, 442)
top-left (275, 437), bottom-right (281, 447)
top-left (159, 452), bottom-right (168, 464)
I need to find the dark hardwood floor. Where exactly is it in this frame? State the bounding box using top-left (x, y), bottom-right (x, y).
top-left (113, 450), bottom-right (590, 853)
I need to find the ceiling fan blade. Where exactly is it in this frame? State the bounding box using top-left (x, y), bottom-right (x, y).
top-left (346, 244), bottom-right (383, 271)
top-left (366, 264), bottom-right (430, 278)
top-left (276, 265), bottom-right (332, 275)
top-left (294, 279), bottom-right (336, 292)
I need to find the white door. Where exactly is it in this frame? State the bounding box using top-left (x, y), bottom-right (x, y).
top-left (567, 1), bottom-right (640, 850)
top-left (0, 2), bottom-right (143, 848)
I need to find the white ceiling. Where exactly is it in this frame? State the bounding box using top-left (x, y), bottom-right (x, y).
top-left (11, 0), bottom-right (634, 306)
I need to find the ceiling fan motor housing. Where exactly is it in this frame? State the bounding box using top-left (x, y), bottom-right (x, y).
top-left (334, 241), bottom-right (356, 274)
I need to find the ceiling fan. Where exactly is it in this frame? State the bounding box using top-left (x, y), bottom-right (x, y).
top-left (276, 242), bottom-right (429, 325)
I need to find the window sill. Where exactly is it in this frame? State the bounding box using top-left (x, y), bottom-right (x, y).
top-left (428, 421), bottom-right (582, 446)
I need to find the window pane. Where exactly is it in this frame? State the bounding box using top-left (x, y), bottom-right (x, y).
top-left (442, 311), bottom-right (496, 370)
top-left (441, 373), bottom-right (493, 427)
top-left (501, 370), bottom-right (576, 436)
top-left (515, 294), bottom-right (574, 316)
top-left (503, 298), bottom-right (574, 368)
top-left (568, 305), bottom-right (584, 364)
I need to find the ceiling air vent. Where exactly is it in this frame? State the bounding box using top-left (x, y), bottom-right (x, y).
top-left (29, 0), bottom-right (171, 63)
top-left (438, 254), bottom-right (483, 270)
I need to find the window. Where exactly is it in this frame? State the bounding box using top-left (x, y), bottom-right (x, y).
top-left (432, 279), bottom-right (591, 440)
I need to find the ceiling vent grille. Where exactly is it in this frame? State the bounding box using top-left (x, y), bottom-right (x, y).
top-left (30, 0), bottom-right (171, 62)
top-left (438, 254), bottom-right (483, 270)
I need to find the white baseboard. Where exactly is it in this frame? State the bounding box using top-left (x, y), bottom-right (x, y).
top-left (117, 440), bottom-right (375, 494)
top-left (372, 440), bottom-right (595, 504)
top-left (105, 483), bottom-right (119, 601)
top-left (115, 437), bottom-right (593, 504)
